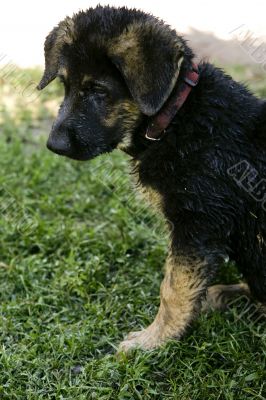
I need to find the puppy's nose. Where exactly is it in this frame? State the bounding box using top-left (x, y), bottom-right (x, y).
top-left (47, 130), bottom-right (71, 156)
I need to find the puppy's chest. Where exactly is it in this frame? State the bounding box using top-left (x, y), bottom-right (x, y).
top-left (137, 184), bottom-right (163, 212)
top-left (132, 165), bottom-right (164, 213)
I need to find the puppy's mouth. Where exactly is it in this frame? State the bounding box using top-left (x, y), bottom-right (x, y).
top-left (47, 144), bottom-right (92, 161)
top-left (47, 139), bottom-right (113, 162)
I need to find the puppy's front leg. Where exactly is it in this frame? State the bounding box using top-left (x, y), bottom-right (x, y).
top-left (118, 253), bottom-right (210, 352)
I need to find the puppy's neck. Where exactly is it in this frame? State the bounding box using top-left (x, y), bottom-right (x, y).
top-left (145, 63), bottom-right (200, 141)
top-left (121, 62), bottom-right (201, 160)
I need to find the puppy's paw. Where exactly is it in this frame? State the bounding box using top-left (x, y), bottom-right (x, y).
top-left (118, 328), bottom-right (165, 353)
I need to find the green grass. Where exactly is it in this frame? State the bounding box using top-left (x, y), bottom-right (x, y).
top-left (0, 65), bottom-right (265, 399)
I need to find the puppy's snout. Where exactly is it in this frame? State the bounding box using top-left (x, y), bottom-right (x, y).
top-left (47, 124), bottom-right (73, 156)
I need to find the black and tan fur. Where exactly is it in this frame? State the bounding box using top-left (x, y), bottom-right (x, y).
top-left (38, 6), bottom-right (266, 352)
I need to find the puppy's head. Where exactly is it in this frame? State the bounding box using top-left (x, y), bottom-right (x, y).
top-left (38, 6), bottom-right (192, 160)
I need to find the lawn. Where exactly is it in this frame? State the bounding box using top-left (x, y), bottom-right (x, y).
top-left (0, 64), bottom-right (265, 399)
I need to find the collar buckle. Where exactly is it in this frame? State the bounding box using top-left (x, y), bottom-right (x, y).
top-left (145, 129), bottom-right (166, 141)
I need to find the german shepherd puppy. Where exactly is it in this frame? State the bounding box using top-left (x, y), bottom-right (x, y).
top-left (38, 6), bottom-right (266, 352)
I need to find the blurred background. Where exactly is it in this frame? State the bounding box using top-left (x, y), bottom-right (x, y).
top-left (1, 0), bottom-right (266, 66)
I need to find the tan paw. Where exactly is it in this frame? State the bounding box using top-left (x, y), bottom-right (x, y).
top-left (118, 328), bottom-right (165, 353)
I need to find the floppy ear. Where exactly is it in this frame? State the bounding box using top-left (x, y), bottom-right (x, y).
top-left (108, 20), bottom-right (185, 116)
top-left (37, 17), bottom-right (75, 90)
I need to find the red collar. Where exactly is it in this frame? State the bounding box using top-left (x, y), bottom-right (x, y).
top-left (145, 63), bottom-right (200, 141)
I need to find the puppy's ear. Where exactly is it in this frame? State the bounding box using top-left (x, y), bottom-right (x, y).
top-left (108, 20), bottom-right (185, 116)
top-left (37, 17), bottom-right (75, 90)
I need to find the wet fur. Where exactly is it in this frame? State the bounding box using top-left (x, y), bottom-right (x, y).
top-left (38, 6), bottom-right (266, 351)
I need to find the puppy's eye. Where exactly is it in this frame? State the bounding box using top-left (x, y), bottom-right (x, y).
top-left (79, 84), bottom-right (107, 99)
top-left (92, 85), bottom-right (107, 95)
